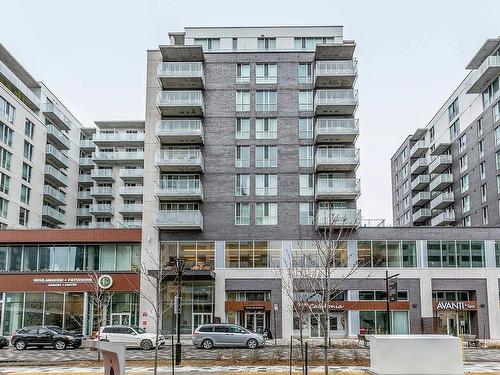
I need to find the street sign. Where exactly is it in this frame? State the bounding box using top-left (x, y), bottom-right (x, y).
top-left (389, 278), bottom-right (398, 302)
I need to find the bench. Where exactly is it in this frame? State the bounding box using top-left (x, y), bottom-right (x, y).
top-left (358, 334), bottom-right (370, 347)
top-left (463, 334), bottom-right (479, 347)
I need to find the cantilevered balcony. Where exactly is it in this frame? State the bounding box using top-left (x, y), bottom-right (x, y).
top-left (429, 173), bottom-right (453, 192)
top-left (78, 174), bottom-right (93, 186)
top-left (430, 192), bottom-right (454, 210)
top-left (159, 45), bottom-right (204, 62)
top-left (155, 149), bottom-right (204, 172)
top-left (118, 186), bottom-right (144, 198)
top-left (315, 42), bottom-right (356, 60)
top-left (44, 165), bottom-right (68, 187)
top-left (92, 132), bottom-right (145, 147)
top-left (412, 208), bottom-right (431, 223)
top-left (156, 119), bottom-right (204, 144)
top-left (410, 140), bottom-right (428, 158)
top-left (154, 210), bottom-right (203, 230)
top-left (411, 175), bottom-right (430, 191)
top-left (314, 89), bottom-right (358, 116)
top-left (79, 157), bottom-right (94, 170)
top-left (46, 124), bottom-right (70, 150)
top-left (412, 191), bottom-right (431, 207)
top-left (428, 155), bottom-right (452, 174)
top-left (467, 55), bottom-right (500, 94)
top-left (92, 151), bottom-right (144, 166)
top-left (0, 59), bottom-right (40, 110)
top-left (43, 185), bottom-right (67, 206)
top-left (315, 148), bottom-right (359, 172)
top-left (431, 211), bottom-right (455, 226)
top-left (315, 118), bottom-right (358, 143)
top-left (42, 206), bottom-right (65, 225)
top-left (315, 208), bottom-right (361, 228)
top-left (410, 158), bottom-right (428, 175)
top-left (157, 91), bottom-right (204, 117)
top-left (119, 168), bottom-right (144, 182)
top-left (45, 145), bottom-right (69, 169)
top-left (87, 222), bottom-right (114, 229)
top-left (315, 178), bottom-right (360, 200)
top-left (79, 139), bottom-right (95, 152)
top-left (77, 191), bottom-right (92, 202)
top-left (42, 103), bottom-right (71, 131)
top-left (314, 60), bottom-right (357, 88)
top-left (118, 204), bottom-right (143, 216)
top-left (89, 204), bottom-right (114, 216)
top-left (76, 208), bottom-right (91, 218)
top-left (118, 220), bottom-right (143, 228)
top-left (89, 186), bottom-right (113, 199)
top-left (155, 180), bottom-right (203, 201)
top-left (91, 169), bottom-right (115, 183)
top-left (157, 62), bottom-right (204, 89)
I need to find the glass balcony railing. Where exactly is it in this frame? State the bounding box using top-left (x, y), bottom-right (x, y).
top-left (92, 151), bottom-right (144, 161)
top-left (118, 186), bottom-right (144, 196)
top-left (156, 120), bottom-right (203, 137)
top-left (119, 169), bottom-right (144, 179)
top-left (44, 165), bottom-right (68, 186)
top-left (154, 210), bottom-right (203, 229)
top-left (315, 89), bottom-right (358, 106)
top-left (315, 148), bottom-right (360, 166)
top-left (42, 206), bottom-right (65, 224)
top-left (90, 187), bottom-right (113, 196)
top-left (431, 211), bottom-right (455, 226)
top-left (46, 124), bottom-right (70, 149)
top-left (0, 59), bottom-right (40, 109)
top-left (316, 178), bottom-right (360, 197)
top-left (42, 103), bottom-right (72, 130)
top-left (43, 185), bottom-right (67, 205)
top-left (76, 208), bottom-right (91, 217)
top-left (315, 60), bottom-right (357, 77)
top-left (155, 149), bottom-right (203, 169)
top-left (316, 208), bottom-right (361, 227)
top-left (157, 62), bottom-right (204, 78)
top-left (156, 179), bottom-right (203, 198)
top-left (91, 169), bottom-right (114, 179)
top-left (93, 132), bottom-right (145, 143)
top-left (46, 145), bottom-right (69, 167)
top-left (89, 204), bottom-right (113, 214)
top-left (118, 221), bottom-right (143, 228)
top-left (156, 91), bottom-right (204, 107)
top-left (119, 204), bottom-right (143, 213)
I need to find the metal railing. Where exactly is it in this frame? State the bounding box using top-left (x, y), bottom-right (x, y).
top-left (118, 221), bottom-right (143, 228)
top-left (429, 155), bottom-right (452, 173)
top-left (156, 179), bottom-right (202, 196)
top-left (316, 208), bottom-right (361, 227)
top-left (155, 149), bottom-right (203, 166)
top-left (78, 174), bottom-right (93, 183)
top-left (154, 210), bottom-right (203, 228)
top-left (93, 132), bottom-right (145, 142)
top-left (46, 124), bottom-right (70, 149)
top-left (429, 173), bottom-right (453, 191)
top-left (413, 208), bottom-right (431, 222)
top-left (431, 211), bottom-right (455, 226)
top-left (76, 208), bottom-right (91, 216)
top-left (118, 186), bottom-right (143, 195)
top-left (89, 204), bottom-right (113, 213)
top-left (0, 60), bottom-right (40, 109)
top-left (156, 91), bottom-right (204, 107)
top-left (90, 187), bottom-right (113, 196)
top-left (119, 169), bottom-right (144, 179)
top-left (316, 178), bottom-right (360, 195)
top-left (42, 206), bottom-right (65, 222)
top-left (468, 55), bottom-right (500, 92)
top-left (77, 191), bottom-right (92, 200)
top-left (315, 118), bottom-right (359, 134)
top-left (45, 165), bottom-right (68, 185)
top-left (79, 139), bottom-right (95, 148)
top-left (156, 120), bottom-right (203, 136)
top-left (314, 89), bottom-right (358, 105)
top-left (315, 60), bottom-right (357, 76)
top-left (119, 204), bottom-right (143, 213)
top-left (316, 148), bottom-right (360, 164)
top-left (46, 145), bottom-right (69, 166)
top-left (43, 185), bottom-right (67, 204)
top-left (93, 151), bottom-right (144, 161)
top-left (157, 62), bottom-right (204, 77)
top-left (42, 103), bottom-right (72, 128)
top-left (91, 169), bottom-right (114, 179)
top-left (79, 157), bottom-right (94, 166)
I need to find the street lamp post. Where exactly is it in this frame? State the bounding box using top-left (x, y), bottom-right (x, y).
top-left (273, 303), bottom-right (279, 345)
top-left (385, 271), bottom-right (399, 334)
top-left (172, 257), bottom-right (185, 366)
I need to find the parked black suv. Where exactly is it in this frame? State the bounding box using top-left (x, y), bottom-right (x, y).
top-left (11, 326), bottom-right (79, 350)
top-left (0, 336), bottom-right (8, 349)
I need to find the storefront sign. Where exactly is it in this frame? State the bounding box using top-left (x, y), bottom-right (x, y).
top-left (33, 277), bottom-right (93, 287)
top-left (244, 306), bottom-right (265, 311)
top-left (433, 301), bottom-right (477, 311)
top-left (98, 275), bottom-right (114, 290)
top-left (294, 300), bottom-right (410, 311)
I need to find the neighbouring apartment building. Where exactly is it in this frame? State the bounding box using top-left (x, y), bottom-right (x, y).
top-left (392, 37), bottom-right (500, 227)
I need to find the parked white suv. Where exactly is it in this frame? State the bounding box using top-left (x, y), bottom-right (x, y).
top-left (98, 325), bottom-right (165, 350)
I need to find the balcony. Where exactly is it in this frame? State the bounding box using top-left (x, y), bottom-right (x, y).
top-left (159, 45), bottom-right (204, 62)
top-left (89, 186), bottom-right (113, 199)
top-left (412, 191), bottom-right (431, 207)
top-left (411, 175), bottom-right (430, 191)
top-left (314, 60), bottom-right (357, 88)
top-left (77, 191), bottom-right (92, 202)
top-left (413, 208), bottom-right (431, 223)
top-left (315, 208), bottom-right (361, 228)
top-left (315, 118), bottom-right (359, 143)
top-left (155, 149), bottom-right (204, 172)
top-left (91, 169), bottom-right (115, 183)
top-left (155, 180), bottom-right (203, 201)
top-left (43, 185), bottom-right (67, 206)
top-left (45, 145), bottom-right (69, 169)
top-left (154, 210), bottom-right (203, 230)
top-left (42, 206), bottom-right (65, 225)
top-left (0, 59), bottom-right (40, 110)
top-left (467, 56), bottom-right (500, 94)
top-left (118, 204), bottom-right (143, 215)
top-left (410, 140), bottom-right (428, 158)
top-left (79, 157), bottom-right (94, 170)
top-left (78, 174), bottom-right (93, 186)
top-left (92, 132), bottom-right (145, 147)
top-left (156, 120), bottom-right (204, 144)
top-left (44, 165), bottom-right (68, 187)
top-left (119, 168), bottom-right (144, 182)
top-left (46, 124), bottom-right (70, 150)
top-left (87, 222), bottom-right (114, 229)
top-left (157, 91), bottom-right (204, 117)
top-left (89, 204), bottom-right (114, 216)
top-left (315, 178), bottom-right (360, 200)
top-left (157, 62), bottom-right (204, 89)
top-left (430, 192), bottom-right (454, 210)
top-left (429, 173), bottom-right (453, 192)
top-left (315, 148), bottom-right (359, 171)
top-left (118, 220), bottom-right (142, 228)
top-left (429, 155), bottom-right (452, 174)
top-left (42, 103), bottom-right (71, 131)
top-left (410, 158), bottom-right (428, 175)
top-left (118, 186), bottom-right (144, 198)
top-left (76, 208), bottom-right (91, 218)
top-left (315, 42), bottom-right (356, 60)
top-left (314, 89), bottom-right (358, 116)
top-left (92, 151), bottom-right (144, 166)
top-left (79, 139), bottom-right (95, 152)
top-left (431, 211), bottom-right (455, 226)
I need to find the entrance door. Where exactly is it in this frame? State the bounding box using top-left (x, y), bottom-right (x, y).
top-left (244, 311), bottom-right (266, 333)
top-left (310, 314), bottom-right (325, 338)
top-left (438, 313), bottom-right (458, 336)
top-left (111, 313), bottom-right (131, 326)
top-left (193, 313), bottom-right (212, 330)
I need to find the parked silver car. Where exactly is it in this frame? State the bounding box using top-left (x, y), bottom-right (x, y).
top-left (192, 324), bottom-right (266, 349)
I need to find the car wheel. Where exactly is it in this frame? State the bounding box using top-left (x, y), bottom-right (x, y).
top-left (54, 340), bottom-right (67, 350)
top-left (14, 340), bottom-right (27, 350)
top-left (201, 339), bottom-right (214, 350)
top-left (247, 338), bottom-right (258, 349)
top-left (140, 339), bottom-right (153, 350)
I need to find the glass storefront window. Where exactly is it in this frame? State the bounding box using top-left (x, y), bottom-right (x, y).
top-left (110, 292), bottom-right (139, 327)
top-left (495, 242), bottom-right (500, 267)
top-left (239, 242), bottom-right (252, 268)
top-left (372, 241), bottom-right (386, 267)
top-left (224, 241), bottom-right (281, 268)
top-left (116, 244), bottom-right (132, 271)
top-left (22, 246), bottom-right (38, 271)
top-left (196, 242), bottom-right (215, 269)
top-left (131, 244), bottom-right (141, 271)
top-left (442, 242), bottom-right (456, 267)
top-left (471, 242), bottom-right (485, 267)
top-left (457, 242), bottom-right (471, 267)
top-left (254, 241), bottom-right (269, 268)
top-left (54, 246), bottom-right (69, 271)
top-left (68, 246), bottom-right (85, 271)
top-left (3, 293), bottom-right (24, 335)
top-left (427, 241), bottom-right (441, 267)
top-left (161, 242), bottom-right (215, 270)
top-left (360, 311), bottom-right (408, 334)
top-left (386, 241), bottom-right (400, 267)
top-left (335, 243), bottom-right (348, 267)
top-left (180, 242), bottom-right (197, 268)
top-left (85, 245), bottom-right (100, 271)
top-left (24, 293), bottom-right (44, 326)
top-left (9, 246), bottom-right (22, 271)
top-left (401, 241), bottom-right (416, 267)
top-left (65, 293), bottom-right (84, 332)
top-left (100, 245), bottom-right (116, 270)
top-left (357, 241), bottom-right (372, 267)
top-left (45, 292), bottom-right (64, 327)
top-left (225, 242), bottom-right (239, 268)
top-left (0, 246), bottom-right (7, 270)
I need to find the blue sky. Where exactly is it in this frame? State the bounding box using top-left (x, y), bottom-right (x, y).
top-left (2, 0), bottom-right (499, 222)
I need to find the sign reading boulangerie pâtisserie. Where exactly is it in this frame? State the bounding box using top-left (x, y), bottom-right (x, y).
top-left (433, 301), bottom-right (477, 311)
top-left (33, 277), bottom-right (93, 287)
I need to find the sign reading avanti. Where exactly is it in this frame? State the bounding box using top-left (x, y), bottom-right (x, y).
top-left (433, 301), bottom-right (477, 311)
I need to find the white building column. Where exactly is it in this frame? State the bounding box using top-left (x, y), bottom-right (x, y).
top-left (419, 274), bottom-right (433, 318)
top-left (281, 241), bottom-right (294, 340)
top-left (214, 241), bottom-right (226, 323)
top-left (486, 274), bottom-right (500, 340)
top-left (347, 290), bottom-right (359, 337)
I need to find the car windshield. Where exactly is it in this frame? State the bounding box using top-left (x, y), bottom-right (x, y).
top-left (131, 326), bottom-right (146, 334)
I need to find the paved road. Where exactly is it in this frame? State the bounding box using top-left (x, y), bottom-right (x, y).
top-left (0, 345), bottom-right (499, 364)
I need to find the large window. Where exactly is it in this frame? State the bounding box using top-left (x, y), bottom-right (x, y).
top-left (236, 91), bottom-right (250, 111)
top-left (193, 38), bottom-right (220, 50)
top-left (255, 174), bottom-right (277, 196)
top-left (427, 241), bottom-right (485, 268)
top-left (299, 174), bottom-right (314, 196)
top-left (255, 145), bottom-right (277, 167)
top-left (299, 118), bottom-right (313, 139)
top-left (299, 203), bottom-right (314, 225)
top-left (0, 122), bottom-right (13, 147)
top-left (255, 202), bottom-right (277, 225)
top-left (298, 63), bottom-right (313, 84)
top-left (257, 38), bottom-right (276, 50)
top-left (235, 146), bottom-right (250, 167)
top-left (235, 203), bottom-right (250, 225)
top-left (357, 241), bottom-right (417, 268)
top-left (496, 242), bottom-right (500, 267)
top-left (255, 118), bottom-right (277, 139)
top-left (255, 91), bottom-right (277, 111)
top-left (160, 242), bottom-right (215, 270)
top-left (0, 96), bottom-right (15, 123)
top-left (299, 90), bottom-right (314, 111)
top-left (360, 311), bottom-right (409, 334)
top-left (294, 37), bottom-right (335, 50)
top-left (0, 147), bottom-right (12, 170)
top-left (256, 63), bottom-right (277, 84)
top-left (236, 64), bottom-right (250, 84)
top-left (235, 118), bottom-right (250, 139)
top-left (235, 174), bottom-right (250, 196)
top-left (299, 145), bottom-right (314, 168)
top-left (224, 241), bottom-right (281, 268)
top-left (292, 240), bottom-right (348, 268)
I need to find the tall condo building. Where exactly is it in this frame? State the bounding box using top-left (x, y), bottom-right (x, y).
top-left (392, 37), bottom-right (500, 227)
top-left (141, 25), bottom-right (360, 336)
